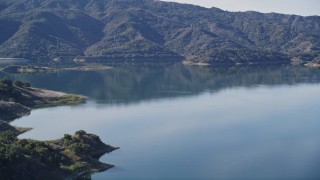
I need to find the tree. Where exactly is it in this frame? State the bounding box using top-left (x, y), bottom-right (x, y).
top-left (14, 80), bottom-right (23, 87)
top-left (0, 78), bottom-right (13, 87)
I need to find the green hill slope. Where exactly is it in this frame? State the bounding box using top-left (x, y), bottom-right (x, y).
top-left (0, 0), bottom-right (319, 65)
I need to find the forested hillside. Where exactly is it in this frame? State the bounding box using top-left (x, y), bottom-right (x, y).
top-left (0, 0), bottom-right (319, 64)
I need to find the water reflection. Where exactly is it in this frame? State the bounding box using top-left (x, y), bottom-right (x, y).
top-left (4, 63), bottom-right (320, 179)
top-left (2, 63), bottom-right (320, 105)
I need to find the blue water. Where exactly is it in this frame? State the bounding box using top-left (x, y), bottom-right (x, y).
top-left (6, 64), bottom-right (320, 179)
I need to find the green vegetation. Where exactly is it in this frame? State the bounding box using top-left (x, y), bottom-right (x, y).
top-left (68, 161), bottom-right (90, 172)
top-left (0, 131), bottom-right (23, 162)
top-left (0, 127), bottom-right (117, 180)
top-left (0, 0), bottom-right (319, 64)
top-left (0, 132), bottom-right (65, 167)
top-left (0, 78), bottom-right (86, 121)
top-left (0, 78), bottom-right (30, 91)
top-left (13, 80), bottom-right (30, 88)
top-left (0, 78), bottom-right (25, 102)
top-left (0, 78), bottom-right (115, 179)
top-left (0, 78), bottom-right (12, 89)
top-left (0, 129), bottom-right (66, 179)
top-left (57, 94), bottom-right (87, 106)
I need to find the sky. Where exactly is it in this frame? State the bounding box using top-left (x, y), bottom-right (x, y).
top-left (161, 0), bottom-right (320, 16)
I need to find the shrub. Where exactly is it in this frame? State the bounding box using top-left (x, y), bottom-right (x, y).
top-left (75, 130), bottom-right (86, 137)
top-left (14, 81), bottom-right (23, 87)
top-left (68, 161), bottom-right (90, 172)
top-left (23, 82), bottom-right (31, 88)
top-left (8, 98), bottom-right (15, 102)
top-left (0, 78), bottom-right (13, 87)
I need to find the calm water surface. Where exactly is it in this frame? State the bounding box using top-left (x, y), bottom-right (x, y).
top-left (3, 63), bottom-right (320, 179)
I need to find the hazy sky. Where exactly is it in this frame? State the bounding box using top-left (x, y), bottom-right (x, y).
top-left (161, 0), bottom-right (320, 16)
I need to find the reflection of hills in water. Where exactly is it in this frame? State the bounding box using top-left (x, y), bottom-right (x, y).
top-left (2, 63), bottom-right (320, 105)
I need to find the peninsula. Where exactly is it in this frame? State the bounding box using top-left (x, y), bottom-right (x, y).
top-left (0, 78), bottom-right (86, 121)
top-left (0, 123), bottom-right (118, 180)
top-left (0, 78), bottom-right (118, 179)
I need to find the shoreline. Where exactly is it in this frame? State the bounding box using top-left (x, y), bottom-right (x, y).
top-left (0, 79), bottom-right (118, 179)
top-left (0, 65), bottom-right (113, 74)
top-left (0, 123), bottom-right (118, 179)
top-left (0, 86), bottom-right (86, 121)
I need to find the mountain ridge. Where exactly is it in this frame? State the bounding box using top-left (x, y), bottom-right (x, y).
top-left (0, 0), bottom-right (319, 65)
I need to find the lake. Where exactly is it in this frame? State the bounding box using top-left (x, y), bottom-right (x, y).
top-left (3, 63), bottom-right (320, 179)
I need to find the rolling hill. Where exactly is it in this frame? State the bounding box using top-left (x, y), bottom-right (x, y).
top-left (0, 0), bottom-right (319, 65)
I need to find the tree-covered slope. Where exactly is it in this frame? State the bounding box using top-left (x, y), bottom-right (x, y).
top-left (0, 0), bottom-right (319, 64)
top-left (0, 128), bottom-right (117, 180)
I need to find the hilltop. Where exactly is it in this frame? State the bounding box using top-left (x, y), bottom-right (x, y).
top-left (0, 0), bottom-right (319, 65)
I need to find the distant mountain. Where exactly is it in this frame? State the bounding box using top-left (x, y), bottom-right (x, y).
top-left (0, 0), bottom-right (319, 65)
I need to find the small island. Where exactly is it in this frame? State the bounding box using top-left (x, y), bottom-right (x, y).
top-left (0, 78), bottom-right (118, 179)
